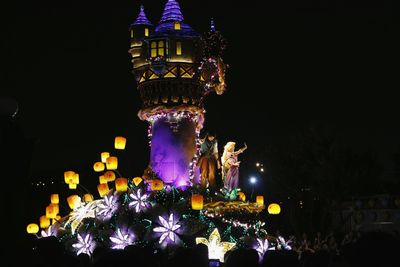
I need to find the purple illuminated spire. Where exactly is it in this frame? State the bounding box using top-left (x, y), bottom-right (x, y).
top-left (210, 18), bottom-right (216, 32)
top-left (160, 0), bottom-right (184, 23)
top-left (133, 5), bottom-right (152, 26)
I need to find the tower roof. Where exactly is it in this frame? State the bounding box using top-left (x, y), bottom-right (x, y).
top-left (133, 5), bottom-right (152, 26)
top-left (160, 0), bottom-right (184, 23)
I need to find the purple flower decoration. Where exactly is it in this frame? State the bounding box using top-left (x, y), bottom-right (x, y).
top-left (277, 236), bottom-right (292, 250)
top-left (97, 194), bottom-right (119, 220)
top-left (255, 238), bottom-right (274, 262)
top-left (153, 213), bottom-right (181, 244)
top-left (129, 189), bottom-right (150, 213)
top-left (110, 228), bottom-right (135, 250)
top-left (72, 233), bottom-right (96, 256)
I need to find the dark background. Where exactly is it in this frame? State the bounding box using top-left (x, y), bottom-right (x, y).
top-left (1, 0), bottom-right (398, 200)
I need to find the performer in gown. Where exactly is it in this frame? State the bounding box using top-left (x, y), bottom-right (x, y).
top-left (197, 132), bottom-right (221, 192)
top-left (221, 141), bottom-right (247, 191)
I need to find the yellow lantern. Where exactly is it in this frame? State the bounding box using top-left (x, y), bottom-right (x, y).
top-left (150, 179), bottom-right (164, 191)
top-left (50, 194), bottom-right (59, 204)
top-left (69, 183), bottom-right (77, 189)
top-left (64, 171), bottom-right (75, 183)
top-left (104, 171), bottom-right (116, 182)
top-left (114, 136), bottom-right (127, 150)
top-left (46, 205), bottom-right (57, 219)
top-left (191, 194), bottom-right (204, 210)
top-left (83, 194), bottom-right (94, 203)
top-left (101, 152), bottom-right (110, 163)
top-left (40, 215), bottom-right (51, 229)
top-left (72, 173), bottom-right (79, 184)
top-left (93, 162), bottom-right (105, 172)
top-left (115, 178), bottom-right (128, 192)
top-left (99, 175), bottom-right (108, 184)
top-left (268, 203), bottom-right (281, 215)
top-left (27, 223), bottom-right (39, 234)
top-left (50, 203), bottom-right (59, 215)
top-left (106, 156), bottom-right (118, 170)
top-left (67, 195), bottom-right (81, 210)
top-left (238, 192), bottom-right (246, 202)
top-left (256, 196), bottom-right (264, 205)
top-left (97, 183), bottom-right (109, 197)
top-left (132, 177), bottom-right (143, 186)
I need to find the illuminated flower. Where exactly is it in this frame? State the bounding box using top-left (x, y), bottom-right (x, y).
top-left (65, 201), bottom-right (98, 234)
top-left (153, 213), bottom-right (181, 244)
top-left (40, 225), bottom-right (56, 238)
top-left (110, 228), bottom-right (135, 250)
top-left (196, 228), bottom-right (236, 263)
top-left (255, 238), bottom-right (274, 262)
top-left (277, 236), bottom-right (292, 250)
top-left (129, 189), bottom-right (150, 213)
top-left (72, 233), bottom-right (96, 256)
top-left (97, 194), bottom-right (119, 220)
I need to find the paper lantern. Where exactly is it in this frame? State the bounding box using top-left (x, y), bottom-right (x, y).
top-left (72, 173), bottom-right (80, 184)
top-left (101, 152), bottom-right (110, 163)
top-left (40, 216), bottom-right (51, 229)
top-left (151, 179), bottom-right (164, 191)
top-left (83, 194), bottom-right (94, 203)
top-left (97, 183), bottom-right (109, 197)
top-left (69, 183), bottom-right (77, 189)
top-left (46, 205), bottom-right (57, 219)
top-left (191, 194), bottom-right (204, 210)
top-left (256, 196), bottom-right (264, 205)
top-left (67, 195), bottom-right (81, 210)
top-left (27, 223), bottom-right (39, 234)
top-left (50, 194), bottom-right (59, 204)
top-left (104, 171), bottom-right (116, 182)
top-left (114, 136), bottom-right (127, 150)
top-left (268, 203), bottom-right (281, 215)
top-left (106, 156), bottom-right (118, 170)
top-left (132, 177), bottom-right (143, 186)
top-left (238, 192), bottom-right (246, 202)
top-left (99, 175), bottom-right (108, 184)
top-left (115, 178), bottom-right (128, 192)
top-left (64, 171), bottom-right (75, 183)
top-left (93, 162), bottom-right (105, 172)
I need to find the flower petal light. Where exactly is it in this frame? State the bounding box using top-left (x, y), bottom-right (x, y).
top-left (196, 228), bottom-right (235, 262)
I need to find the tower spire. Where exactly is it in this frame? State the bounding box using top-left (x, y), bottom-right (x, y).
top-left (160, 0), bottom-right (184, 23)
top-left (133, 4), bottom-right (152, 25)
top-left (210, 18), bottom-right (216, 32)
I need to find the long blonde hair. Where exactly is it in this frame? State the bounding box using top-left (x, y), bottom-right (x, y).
top-left (221, 141), bottom-right (235, 165)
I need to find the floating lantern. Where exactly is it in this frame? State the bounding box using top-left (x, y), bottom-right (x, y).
top-left (50, 194), bottom-right (59, 204)
top-left (101, 152), bottom-right (110, 163)
top-left (97, 183), bottom-right (109, 197)
top-left (191, 194), bottom-right (204, 210)
top-left (64, 171), bottom-right (75, 183)
top-left (99, 175), bottom-right (108, 184)
top-left (83, 194), bottom-right (94, 203)
top-left (48, 203), bottom-right (59, 215)
top-left (72, 173), bottom-right (79, 184)
top-left (106, 156), bottom-right (118, 170)
top-left (27, 223), bottom-right (39, 234)
top-left (268, 203), bottom-right (281, 215)
top-left (114, 136), bottom-right (127, 150)
top-left (132, 177), bottom-right (143, 186)
top-left (46, 206), bottom-right (57, 219)
top-left (93, 162), bottom-right (105, 172)
top-left (104, 171), bottom-right (116, 182)
top-left (69, 183), bottom-right (77, 189)
top-left (40, 216), bottom-right (51, 229)
top-left (67, 195), bottom-right (81, 210)
top-left (151, 179), bottom-right (163, 191)
top-left (115, 178), bottom-right (128, 192)
top-left (238, 192), bottom-right (246, 202)
top-left (256, 196), bottom-right (264, 205)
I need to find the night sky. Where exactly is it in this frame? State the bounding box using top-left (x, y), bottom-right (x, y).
top-left (2, 0), bottom-right (398, 189)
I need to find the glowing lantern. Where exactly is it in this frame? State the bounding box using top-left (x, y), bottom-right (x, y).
top-left (67, 195), bottom-right (81, 210)
top-left (106, 156), bottom-right (118, 170)
top-left (132, 177), bottom-right (143, 186)
top-left (104, 171), bottom-right (116, 182)
top-left (50, 194), bottom-right (59, 204)
top-left (97, 183), bottom-right (109, 197)
top-left (27, 223), bottom-right (39, 234)
top-left (83, 194), bottom-right (94, 203)
top-left (238, 192), bottom-right (246, 202)
top-left (101, 152), bottom-right (110, 163)
top-left (72, 173), bottom-right (79, 184)
top-left (114, 136), bottom-right (127, 150)
top-left (46, 206), bottom-right (57, 219)
top-left (268, 203), bottom-right (281, 215)
top-left (48, 203), bottom-right (59, 215)
top-left (256, 196), bottom-right (264, 205)
top-left (93, 162), bottom-right (105, 172)
top-left (150, 179), bottom-right (164, 191)
top-left (115, 178), bottom-right (128, 192)
top-left (40, 216), bottom-right (51, 229)
top-left (69, 183), bottom-right (77, 189)
top-left (64, 171), bottom-right (75, 183)
top-left (191, 194), bottom-right (204, 210)
top-left (99, 175), bottom-right (108, 184)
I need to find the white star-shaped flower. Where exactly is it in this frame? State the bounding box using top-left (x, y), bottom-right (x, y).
top-left (255, 238), bottom-right (274, 261)
top-left (65, 201), bottom-right (98, 234)
top-left (153, 213), bottom-right (181, 244)
top-left (277, 236), bottom-right (292, 250)
top-left (109, 228), bottom-right (135, 250)
top-left (97, 194), bottom-right (119, 220)
top-left (40, 225), bottom-right (56, 238)
top-left (129, 189), bottom-right (150, 213)
top-left (72, 233), bottom-right (96, 256)
top-left (196, 228), bottom-right (236, 263)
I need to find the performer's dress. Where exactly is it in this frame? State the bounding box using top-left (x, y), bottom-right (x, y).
top-left (223, 152), bottom-right (239, 191)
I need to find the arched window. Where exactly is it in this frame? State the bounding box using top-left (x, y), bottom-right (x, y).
top-left (174, 21), bottom-right (181, 30)
top-left (144, 28), bottom-right (149, 37)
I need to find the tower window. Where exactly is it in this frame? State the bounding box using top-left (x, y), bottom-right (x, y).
top-left (130, 30), bottom-right (134, 38)
top-left (174, 22), bottom-right (181, 30)
top-left (158, 41), bottom-right (165, 56)
top-left (176, 41), bottom-right (182, 55)
top-left (151, 41), bottom-right (157, 57)
top-left (150, 40), bottom-right (168, 58)
top-left (145, 28), bottom-right (149, 37)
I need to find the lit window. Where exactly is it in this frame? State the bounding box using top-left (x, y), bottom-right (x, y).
top-left (158, 40), bottom-right (165, 56)
top-left (130, 30), bottom-right (134, 38)
top-left (174, 21), bottom-right (181, 30)
top-left (150, 40), bottom-right (168, 58)
top-left (145, 28), bottom-right (149, 37)
top-left (151, 41), bottom-right (157, 57)
top-left (176, 41), bottom-right (182, 55)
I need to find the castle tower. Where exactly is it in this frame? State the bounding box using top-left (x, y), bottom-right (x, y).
top-left (129, 0), bottom-right (226, 188)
